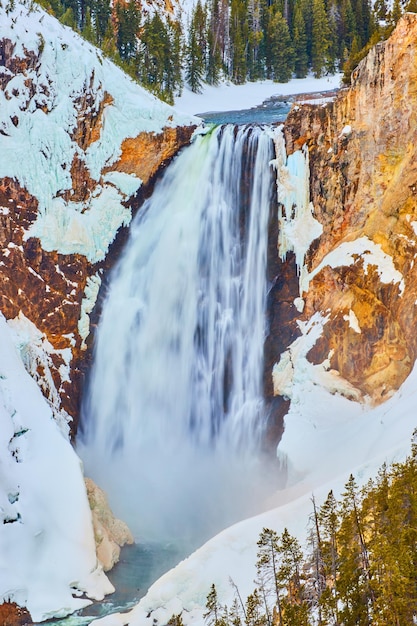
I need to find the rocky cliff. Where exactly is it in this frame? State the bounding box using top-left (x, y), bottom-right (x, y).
top-left (272, 13), bottom-right (417, 409)
top-left (0, 1), bottom-right (197, 437)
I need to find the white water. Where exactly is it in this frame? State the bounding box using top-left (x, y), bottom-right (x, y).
top-left (78, 125), bottom-right (280, 549)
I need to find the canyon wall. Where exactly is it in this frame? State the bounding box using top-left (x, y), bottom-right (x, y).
top-left (273, 13), bottom-right (417, 407)
top-left (0, 8), bottom-right (196, 436)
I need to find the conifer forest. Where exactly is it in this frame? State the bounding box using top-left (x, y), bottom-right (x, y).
top-left (38, 0), bottom-right (411, 104)
top-left (194, 436), bottom-right (417, 626)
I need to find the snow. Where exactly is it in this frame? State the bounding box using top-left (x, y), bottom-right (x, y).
top-left (0, 313), bottom-right (114, 622)
top-left (92, 308), bottom-right (417, 626)
top-left (304, 235), bottom-right (405, 295)
top-left (0, 0), bottom-right (197, 264)
top-left (344, 309), bottom-right (361, 333)
top-left (272, 129), bottom-right (323, 293)
top-left (7, 312), bottom-right (73, 435)
top-left (340, 124), bottom-right (352, 136)
top-left (78, 273), bottom-right (102, 349)
top-left (174, 74), bottom-right (342, 116)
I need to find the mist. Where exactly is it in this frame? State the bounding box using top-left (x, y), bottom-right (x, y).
top-left (77, 124), bottom-right (279, 553)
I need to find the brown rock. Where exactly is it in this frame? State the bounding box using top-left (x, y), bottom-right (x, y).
top-left (280, 13), bottom-right (417, 404)
top-left (0, 35), bottom-right (196, 435)
top-left (0, 602), bottom-right (32, 626)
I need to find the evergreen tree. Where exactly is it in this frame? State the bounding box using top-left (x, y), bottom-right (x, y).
top-left (337, 475), bottom-right (373, 626)
top-left (59, 5), bottom-right (77, 28)
top-left (245, 589), bottom-right (267, 626)
top-left (374, 0), bottom-right (388, 19)
top-left (268, 9), bottom-right (294, 82)
top-left (325, 0), bottom-right (339, 72)
top-left (82, 7), bottom-right (95, 43)
top-left (390, 0), bottom-right (402, 25)
top-left (230, 0), bottom-right (249, 83)
top-left (91, 0), bottom-right (110, 44)
top-left (318, 490), bottom-right (340, 624)
top-left (256, 528), bottom-right (283, 626)
top-left (292, 2), bottom-right (308, 77)
top-left (116, 0), bottom-right (139, 60)
top-left (247, 0), bottom-right (264, 79)
top-left (311, 0), bottom-right (331, 76)
top-left (167, 614), bottom-right (185, 626)
top-left (137, 14), bottom-right (182, 103)
top-left (206, 0), bottom-right (224, 84)
top-left (205, 584), bottom-right (222, 626)
top-left (186, 0), bottom-right (206, 92)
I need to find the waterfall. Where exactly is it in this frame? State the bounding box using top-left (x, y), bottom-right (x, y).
top-left (78, 125), bottom-right (279, 548)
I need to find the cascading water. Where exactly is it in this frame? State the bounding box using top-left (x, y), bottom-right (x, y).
top-left (78, 124), bottom-right (280, 552)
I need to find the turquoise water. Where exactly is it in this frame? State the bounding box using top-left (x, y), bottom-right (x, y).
top-left (197, 101), bottom-right (291, 125)
top-left (38, 542), bottom-right (183, 625)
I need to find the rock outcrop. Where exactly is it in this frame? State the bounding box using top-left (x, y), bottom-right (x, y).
top-left (85, 478), bottom-right (134, 572)
top-left (0, 4), bottom-right (197, 436)
top-left (275, 13), bottom-right (417, 406)
top-left (0, 602), bottom-right (32, 626)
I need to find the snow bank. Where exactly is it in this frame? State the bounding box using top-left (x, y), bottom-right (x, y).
top-left (92, 313), bottom-right (416, 626)
top-left (0, 0), bottom-right (196, 263)
top-left (272, 128), bottom-right (323, 295)
top-left (174, 74), bottom-right (342, 116)
top-left (304, 235), bottom-right (405, 295)
top-left (0, 314), bottom-right (114, 622)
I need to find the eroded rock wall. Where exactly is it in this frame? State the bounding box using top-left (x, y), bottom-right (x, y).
top-left (277, 13), bottom-right (417, 405)
top-left (0, 16), bottom-right (196, 434)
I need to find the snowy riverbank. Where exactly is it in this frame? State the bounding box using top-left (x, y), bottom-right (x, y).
top-left (174, 74), bottom-right (343, 116)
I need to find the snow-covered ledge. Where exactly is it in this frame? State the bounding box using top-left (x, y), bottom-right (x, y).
top-left (0, 313), bottom-right (113, 622)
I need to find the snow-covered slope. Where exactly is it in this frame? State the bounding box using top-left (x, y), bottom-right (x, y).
top-left (0, 0), bottom-right (197, 427)
top-left (0, 1), bottom-right (197, 620)
top-left (0, 1), bottom-right (195, 264)
top-left (0, 313), bottom-right (114, 622)
top-left (91, 340), bottom-right (416, 626)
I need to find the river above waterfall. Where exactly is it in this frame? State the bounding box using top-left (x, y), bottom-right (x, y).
top-left (196, 100), bottom-right (291, 125)
top-left (190, 87), bottom-right (339, 125)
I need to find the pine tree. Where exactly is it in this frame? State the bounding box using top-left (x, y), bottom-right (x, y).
top-left (299, 0), bottom-right (313, 66)
top-left (247, 0), bottom-right (264, 79)
top-left (292, 2), bottom-right (308, 77)
top-left (390, 0), bottom-right (402, 25)
top-left (318, 490), bottom-right (340, 625)
top-left (168, 613), bottom-right (185, 626)
top-left (276, 527), bottom-right (309, 624)
top-left (256, 528), bottom-right (283, 626)
top-left (325, 0), bottom-right (339, 72)
top-left (205, 583), bottom-right (221, 626)
top-left (245, 589), bottom-right (267, 626)
top-left (336, 475), bottom-right (373, 626)
top-left (304, 496), bottom-right (326, 624)
top-left (311, 0), bottom-right (331, 77)
top-left (268, 9), bottom-right (295, 82)
top-left (186, 0), bottom-right (206, 92)
top-left (230, 0), bottom-right (249, 84)
top-left (116, 0), bottom-right (139, 60)
top-left (91, 0), bottom-right (110, 44)
top-left (206, 0), bottom-right (224, 84)
top-left (82, 7), bottom-right (95, 43)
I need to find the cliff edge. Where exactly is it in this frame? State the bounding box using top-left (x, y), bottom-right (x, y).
top-left (274, 13), bottom-right (417, 406)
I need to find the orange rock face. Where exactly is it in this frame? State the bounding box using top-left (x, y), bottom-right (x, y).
top-left (281, 13), bottom-right (417, 404)
top-left (0, 602), bottom-right (32, 626)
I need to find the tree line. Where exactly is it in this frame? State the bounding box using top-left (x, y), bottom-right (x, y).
top-left (37, 0), bottom-right (416, 103)
top-left (168, 433), bottom-right (417, 626)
